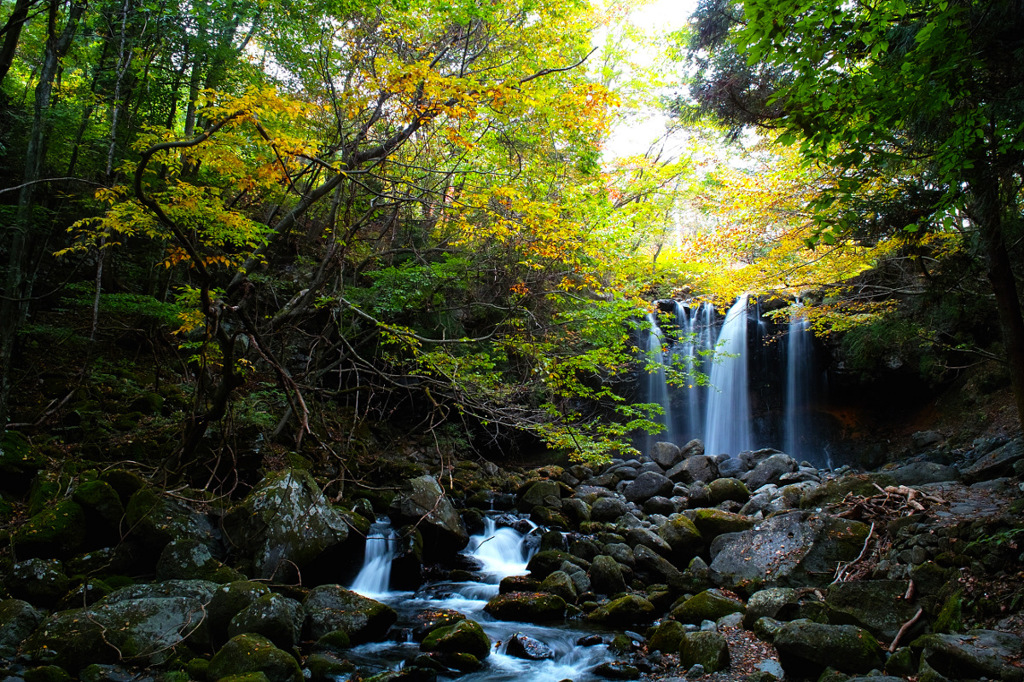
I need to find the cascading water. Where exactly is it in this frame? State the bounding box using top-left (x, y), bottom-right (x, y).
top-left (785, 306), bottom-right (814, 463)
top-left (641, 312), bottom-right (676, 449)
top-left (342, 515), bottom-right (610, 682)
top-left (671, 301), bottom-right (716, 444)
top-left (350, 519), bottom-right (397, 597)
top-left (704, 294), bottom-right (753, 456)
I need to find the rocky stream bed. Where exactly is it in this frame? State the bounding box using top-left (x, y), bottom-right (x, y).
top-left (2, 432), bottom-right (1024, 682)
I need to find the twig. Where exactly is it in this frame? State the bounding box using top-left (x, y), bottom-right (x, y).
top-left (888, 608), bottom-right (923, 652)
top-left (832, 521), bottom-right (875, 583)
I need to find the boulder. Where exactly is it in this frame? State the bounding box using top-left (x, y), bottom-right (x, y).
top-left (589, 555), bottom-right (628, 595)
top-left (743, 454), bottom-right (798, 491)
top-left (670, 588), bottom-right (745, 624)
top-left (961, 439), bottom-right (1024, 483)
top-left (889, 462), bottom-right (959, 486)
top-left (207, 633), bottom-right (301, 682)
top-left (680, 439), bottom-right (705, 458)
top-left (124, 487), bottom-right (218, 558)
top-left (484, 592), bottom-right (565, 622)
top-left (650, 442), bottom-right (683, 469)
top-left (912, 629), bottom-right (1024, 682)
top-left (420, 618), bottom-right (490, 661)
top-left (591, 661), bottom-right (640, 679)
top-left (389, 476), bottom-right (468, 562)
top-left (624, 527), bottom-right (672, 556)
top-left (71, 480), bottom-right (125, 545)
top-left (587, 594), bottom-right (656, 627)
top-left (303, 585), bottom-right (397, 643)
top-left (8, 558), bottom-right (70, 608)
top-left (12, 500), bottom-right (87, 559)
top-left (228, 593), bottom-right (305, 650)
top-left (225, 470), bottom-right (350, 581)
top-left (709, 512), bottom-right (871, 591)
top-left (773, 620), bottom-right (884, 678)
top-left (504, 632), bottom-right (554, 660)
top-left (708, 478), bottom-right (750, 505)
top-left (591, 496), bottom-right (629, 522)
top-left (826, 580), bottom-right (920, 641)
top-left (0, 599), bottom-right (43, 655)
top-left (208, 581), bottom-right (272, 644)
top-left (157, 538), bottom-right (239, 583)
top-left (633, 545), bottom-right (684, 587)
top-left (658, 514), bottom-right (704, 561)
top-left (539, 570), bottom-right (577, 603)
top-left (518, 480), bottom-right (562, 511)
top-left (667, 455), bottom-right (718, 484)
top-left (623, 472), bottom-right (673, 503)
top-left (648, 619), bottom-right (687, 653)
top-left (411, 608), bottom-right (466, 642)
top-left (679, 631), bottom-right (730, 673)
top-left (691, 509), bottom-right (754, 539)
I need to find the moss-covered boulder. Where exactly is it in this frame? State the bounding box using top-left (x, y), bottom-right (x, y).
top-left (12, 499), bottom-right (87, 559)
top-left (773, 619), bottom-right (884, 678)
top-left (420, 618), bottom-right (490, 661)
top-left (72, 479), bottom-right (125, 544)
top-left (388, 475), bottom-right (468, 563)
top-left (0, 599), bottom-right (43, 656)
top-left (483, 592), bottom-right (566, 623)
top-left (826, 580), bottom-right (920, 641)
top-left (708, 478), bottom-right (750, 505)
top-left (648, 620), bottom-right (687, 653)
top-left (228, 593), bottom-right (305, 651)
top-left (911, 630), bottom-right (1024, 682)
top-left (586, 594), bottom-right (656, 627)
top-left (224, 470), bottom-right (350, 581)
top-left (207, 633), bottom-right (301, 682)
top-left (526, 549), bottom-right (587, 579)
top-left (657, 514), bottom-right (704, 562)
top-left (691, 509), bottom-right (754, 539)
top-left (208, 581), bottom-right (272, 645)
top-left (304, 651), bottom-right (355, 682)
top-left (157, 538), bottom-right (241, 583)
top-left (0, 430), bottom-right (43, 492)
top-left (124, 487), bottom-right (218, 561)
top-left (303, 585), bottom-right (396, 643)
top-left (588, 555), bottom-right (627, 596)
top-left (670, 588), bottom-right (746, 624)
top-left (518, 480), bottom-right (562, 511)
top-left (539, 570), bottom-right (577, 603)
top-left (679, 631), bottom-right (730, 673)
top-left (8, 559), bottom-right (70, 608)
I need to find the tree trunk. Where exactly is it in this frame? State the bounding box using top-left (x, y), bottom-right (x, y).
top-left (0, 0), bottom-right (35, 88)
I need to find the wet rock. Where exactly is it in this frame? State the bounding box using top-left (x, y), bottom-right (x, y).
top-left (589, 555), bottom-right (628, 595)
top-left (709, 511), bottom-right (871, 591)
top-left (624, 527), bottom-right (672, 556)
top-left (0, 599), bottom-right (43, 655)
top-left (517, 480), bottom-right (561, 511)
top-left (679, 631), bottom-right (730, 673)
top-left (226, 470), bottom-right (350, 581)
top-left (208, 633), bottom-right (301, 682)
top-left (229, 593), bottom-right (305, 651)
top-left (123, 487), bottom-right (218, 559)
top-left (911, 629), bottom-right (1024, 682)
top-left (483, 592), bottom-right (566, 622)
top-left (670, 588), bottom-right (745, 624)
top-left (499, 575), bottom-right (541, 594)
top-left (504, 632), bottom-right (554, 660)
top-left (826, 580), bottom-right (920, 641)
top-left (303, 585), bottom-right (397, 643)
top-left (691, 508), bottom-right (754, 539)
top-left (623, 472), bottom-right (673, 503)
top-left (657, 514), bottom-right (704, 562)
top-left (667, 455), bottom-right (718, 484)
top-left (562, 498), bottom-right (591, 525)
top-left (643, 496), bottom-right (676, 515)
top-left (304, 651), bottom-right (355, 682)
top-left (411, 608), bottom-right (466, 641)
top-left (680, 439), bottom-right (705, 458)
top-left (743, 454), bottom-right (798, 491)
top-left (156, 538), bottom-right (238, 583)
top-left (8, 559), bottom-right (69, 608)
top-left (633, 545), bottom-right (684, 587)
top-left (527, 549), bottom-right (587, 578)
top-left (773, 620), bottom-right (884, 678)
top-left (420, 618), bottom-right (490, 661)
top-left (592, 661), bottom-right (640, 679)
top-left (889, 462), bottom-right (959, 486)
top-left (592, 497), bottom-right (629, 522)
top-left (648, 620), bottom-right (687, 653)
top-left (539, 570), bottom-right (577, 603)
top-left (650, 442), bottom-right (683, 469)
top-left (587, 594), bottom-right (656, 627)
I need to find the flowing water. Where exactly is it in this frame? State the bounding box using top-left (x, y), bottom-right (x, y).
top-left (350, 519), bottom-right (397, 598)
top-left (641, 312), bottom-right (676, 450)
top-left (345, 516), bottom-right (612, 681)
top-left (704, 294), bottom-right (753, 456)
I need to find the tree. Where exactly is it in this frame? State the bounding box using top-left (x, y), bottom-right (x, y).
top-left (681, 0), bottom-right (1024, 427)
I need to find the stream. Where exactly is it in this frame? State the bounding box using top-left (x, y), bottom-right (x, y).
top-left (343, 515), bottom-right (615, 681)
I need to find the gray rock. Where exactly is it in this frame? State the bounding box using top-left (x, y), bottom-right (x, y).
top-left (912, 430), bottom-right (945, 449)
top-left (208, 633), bottom-right (301, 682)
top-left (389, 475), bottom-right (469, 562)
top-left (228, 593), bottom-right (305, 650)
top-left (961, 439), bottom-right (1024, 483)
top-left (539, 570), bottom-right (578, 604)
top-left (710, 511), bottom-right (871, 590)
top-left (518, 480), bottom-right (562, 511)
top-left (717, 457), bottom-right (746, 478)
top-left (604, 542), bottom-right (635, 567)
top-left (650, 442), bottom-right (683, 469)
top-left (826, 580), bottom-right (920, 641)
top-left (643, 496), bottom-right (676, 515)
top-left (913, 629), bottom-right (1024, 682)
top-left (680, 439), bottom-right (705, 458)
top-left (667, 455), bottom-right (719, 484)
top-left (679, 631), bottom-right (729, 673)
top-left (0, 599), bottom-right (42, 655)
top-left (303, 585), bottom-right (397, 643)
top-left (744, 454), bottom-right (798, 491)
top-left (623, 472), bottom-right (673, 503)
top-left (225, 469), bottom-right (351, 580)
top-left (591, 496), bottom-right (629, 522)
top-left (633, 545), bottom-right (684, 587)
top-left (587, 594), bottom-right (656, 627)
top-left (657, 513), bottom-right (704, 561)
top-left (589, 555), bottom-right (628, 595)
top-left (774, 620), bottom-right (884, 678)
top-left (624, 527), bottom-right (672, 556)
top-left (889, 462), bottom-right (959, 486)
top-left (9, 558), bottom-right (69, 608)
top-left (670, 588), bottom-right (745, 624)
top-left (504, 632), bottom-right (554, 660)
top-left (743, 588), bottom-right (797, 628)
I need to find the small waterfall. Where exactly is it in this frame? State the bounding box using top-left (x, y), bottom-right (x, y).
top-left (468, 516), bottom-right (536, 581)
top-left (785, 305), bottom-right (813, 462)
top-left (672, 300), bottom-right (716, 443)
top-left (351, 519), bottom-right (397, 597)
top-left (641, 312), bottom-right (675, 450)
top-left (704, 294), bottom-right (753, 456)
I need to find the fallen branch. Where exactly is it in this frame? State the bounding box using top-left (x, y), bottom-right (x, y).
top-left (889, 608), bottom-right (924, 652)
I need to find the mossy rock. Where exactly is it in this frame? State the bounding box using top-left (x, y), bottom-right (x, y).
top-left (13, 499), bottom-right (87, 559)
top-left (8, 559), bottom-right (70, 608)
top-left (0, 431), bottom-right (44, 489)
top-left (708, 478), bottom-right (750, 505)
top-left (98, 469), bottom-right (147, 502)
top-left (72, 480), bottom-right (125, 529)
top-left (648, 619), bottom-right (687, 653)
top-left (303, 585), bottom-right (397, 643)
top-left (228, 593), bottom-right (305, 651)
top-left (526, 549), bottom-right (587, 579)
top-left (691, 508), bottom-right (754, 539)
top-left (773, 620), bottom-right (884, 678)
top-left (206, 581), bottom-right (272, 644)
top-left (670, 589), bottom-right (746, 624)
top-left (411, 609), bottom-right (467, 642)
top-left (587, 594), bottom-right (656, 627)
top-left (304, 652), bottom-right (355, 682)
top-left (420, 618), bottom-right (490, 660)
top-left (679, 631), bottom-right (730, 673)
top-left (483, 592), bottom-right (566, 623)
top-left (23, 665), bottom-right (72, 682)
top-left (207, 634), bottom-right (301, 682)
top-left (187, 657), bottom-right (211, 681)
top-left (800, 474), bottom-right (897, 508)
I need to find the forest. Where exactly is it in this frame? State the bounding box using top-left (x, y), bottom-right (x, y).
top-left (1, 0), bottom-right (1024, 680)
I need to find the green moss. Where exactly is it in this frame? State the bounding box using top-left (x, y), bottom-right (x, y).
top-left (23, 666), bottom-right (72, 682)
top-left (207, 634), bottom-right (300, 682)
top-left (13, 499), bottom-right (87, 558)
top-left (933, 591), bottom-right (963, 633)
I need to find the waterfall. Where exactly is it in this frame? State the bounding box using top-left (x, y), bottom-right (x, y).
top-left (672, 301), bottom-right (716, 443)
top-left (351, 519), bottom-right (397, 597)
top-left (641, 312), bottom-right (675, 450)
top-left (468, 516), bottom-right (536, 581)
top-left (704, 294), bottom-right (753, 456)
top-left (785, 306), bottom-right (813, 462)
